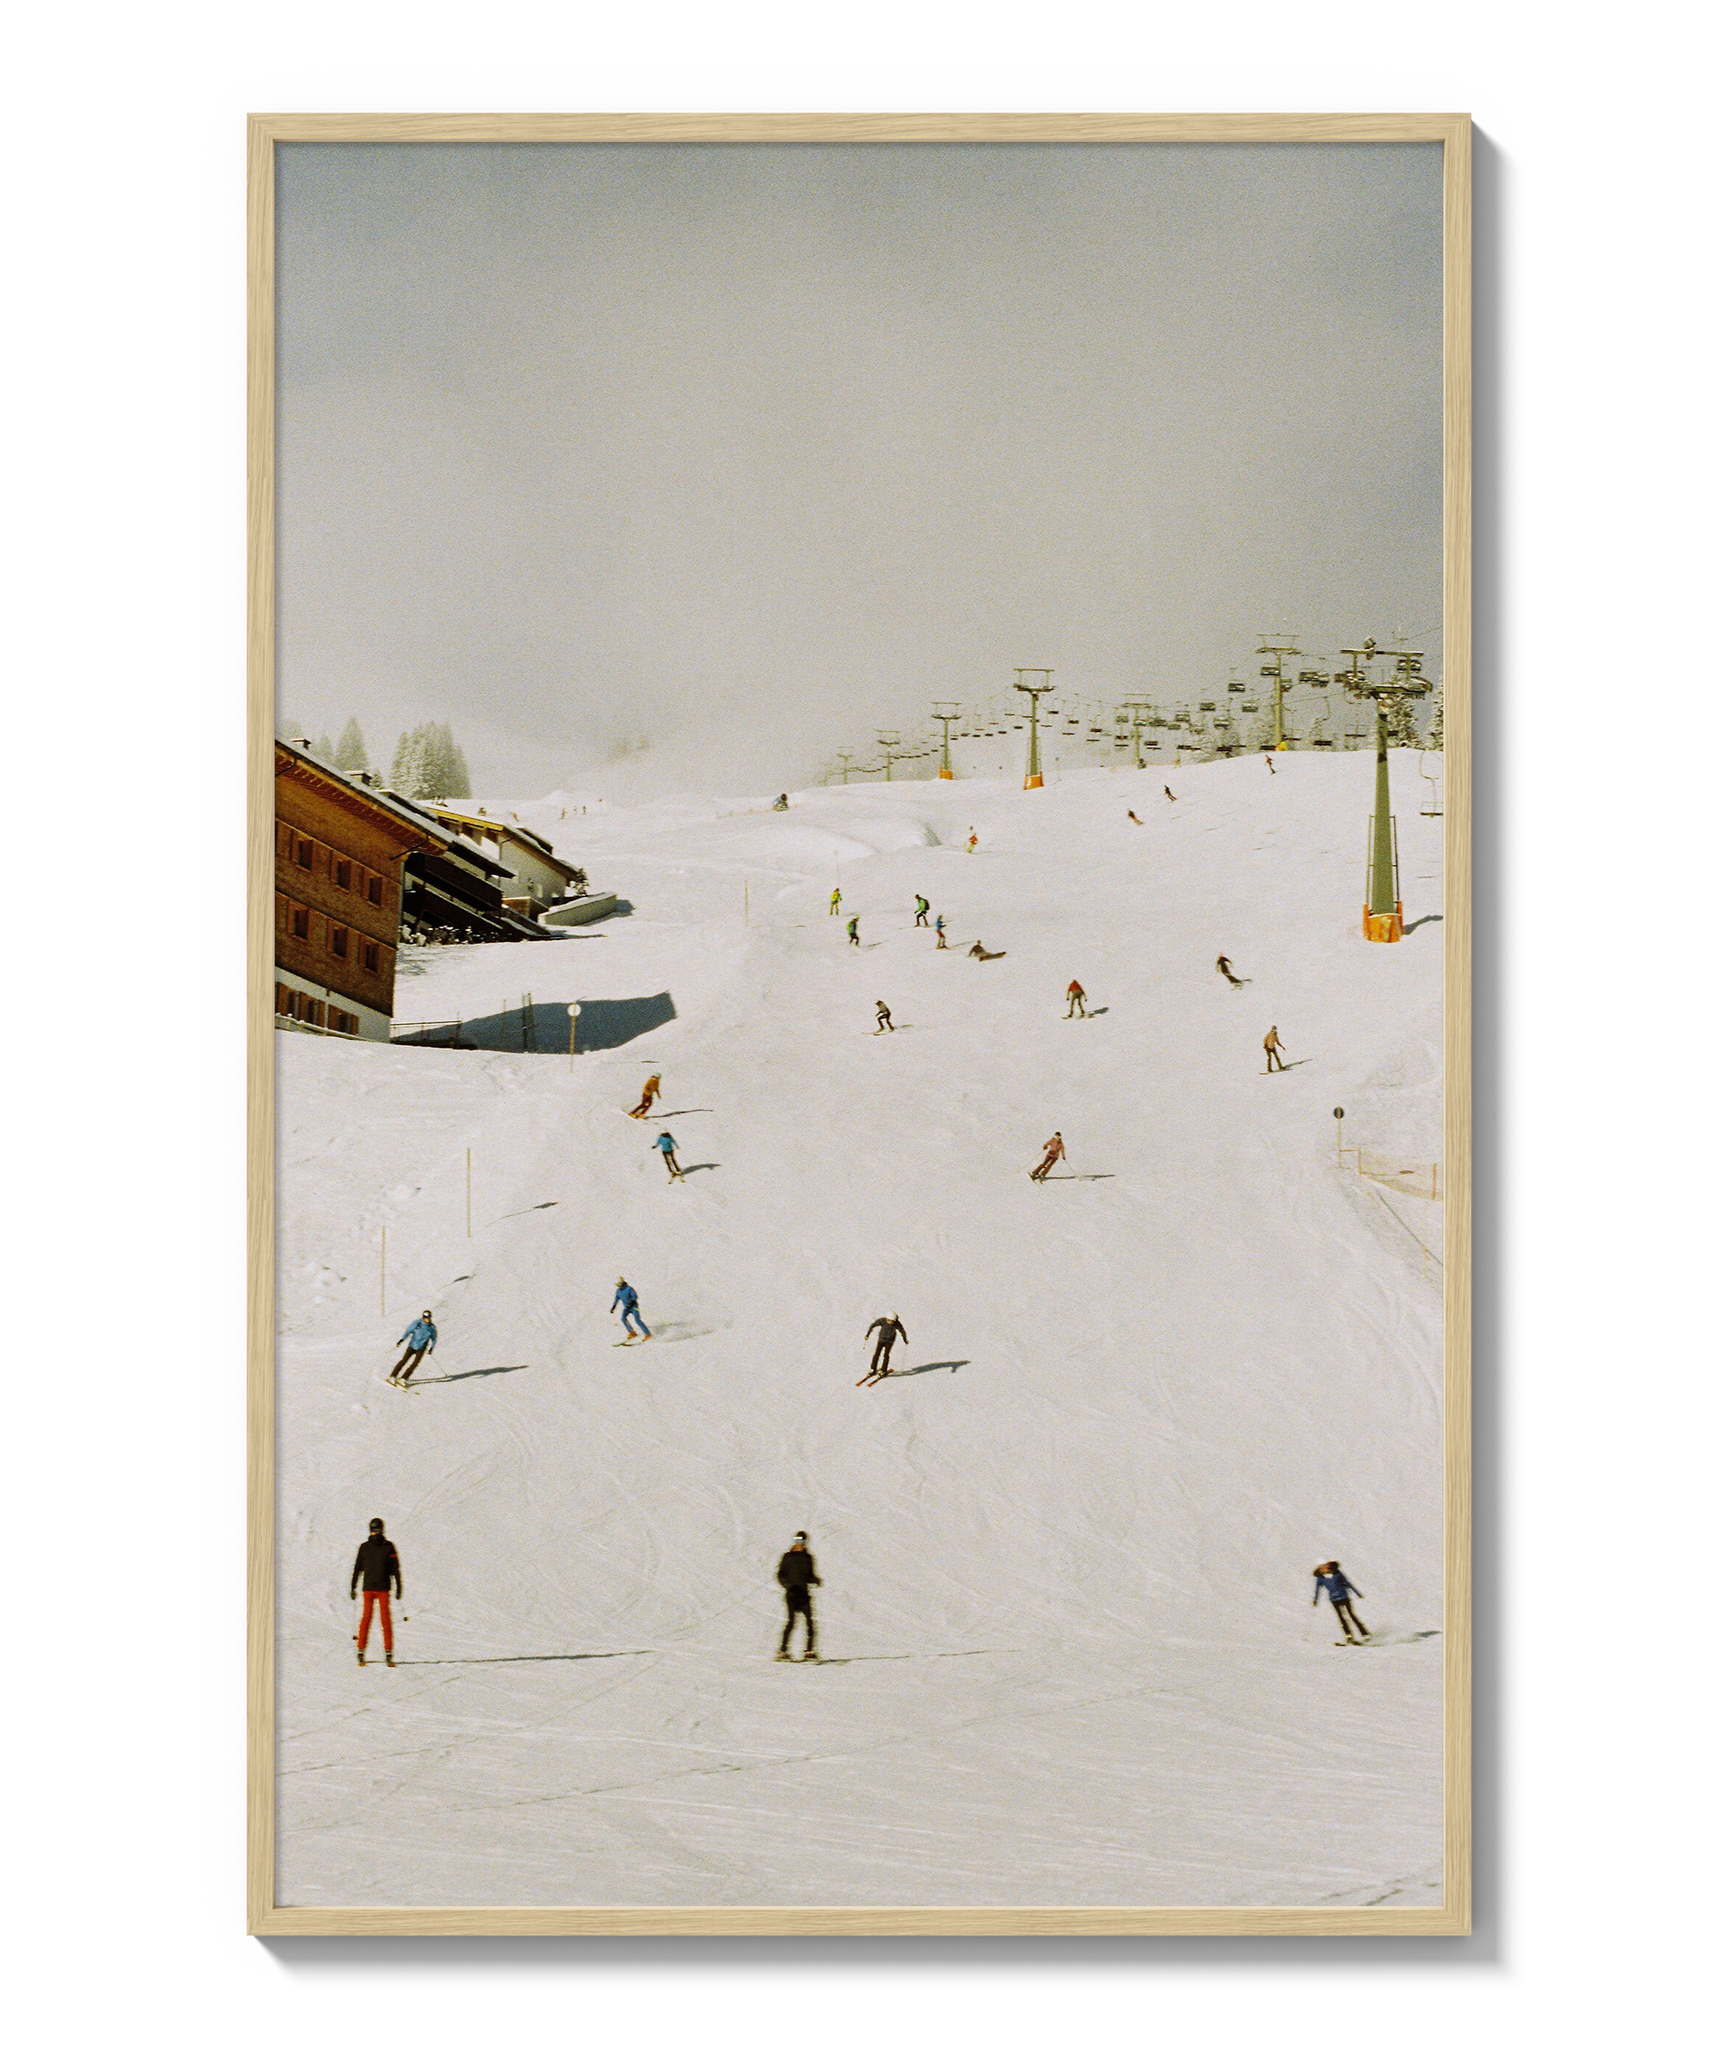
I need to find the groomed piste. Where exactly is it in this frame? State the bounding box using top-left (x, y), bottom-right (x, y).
top-left (276, 751), bottom-right (1445, 1910)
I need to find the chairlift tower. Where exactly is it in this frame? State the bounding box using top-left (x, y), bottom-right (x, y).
top-left (1120, 698), bottom-right (1152, 768)
top-left (931, 702), bottom-right (962, 780)
top-left (1339, 638), bottom-right (1432, 942)
top-left (833, 750), bottom-right (857, 785)
top-left (1257, 635), bottom-right (1302, 751)
top-left (876, 730), bottom-right (904, 783)
top-left (1013, 669), bottom-right (1055, 789)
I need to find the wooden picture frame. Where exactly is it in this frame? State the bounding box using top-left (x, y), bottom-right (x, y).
top-left (249, 112), bottom-right (1471, 1936)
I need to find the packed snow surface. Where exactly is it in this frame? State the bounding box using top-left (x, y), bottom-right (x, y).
top-left (276, 755), bottom-right (1446, 1909)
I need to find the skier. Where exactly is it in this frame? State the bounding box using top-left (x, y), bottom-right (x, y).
top-left (967, 830), bottom-right (979, 853)
top-left (968, 940), bottom-right (1005, 961)
top-left (389, 1310), bottom-right (437, 1386)
top-left (1313, 1560), bottom-right (1370, 1642)
top-left (611, 1276), bottom-right (652, 1341)
top-left (830, 886), bottom-right (842, 916)
top-left (1029, 1131), bottom-right (1067, 1182)
top-left (1216, 954), bottom-right (1247, 989)
top-left (1164, 785), bottom-right (1177, 802)
top-left (772, 793), bottom-right (789, 811)
top-left (1065, 979), bottom-right (1088, 1018)
top-left (775, 1532), bottom-right (822, 1661)
top-left (874, 1000), bottom-right (895, 1034)
top-left (654, 1127), bottom-right (685, 1180)
top-left (846, 915), bottom-right (860, 947)
top-left (1264, 1024), bottom-right (1288, 1073)
top-left (350, 1517), bottom-right (402, 1667)
top-left (1266, 756), bottom-right (1277, 775)
top-left (914, 895), bottom-right (930, 928)
top-left (627, 1073), bottom-right (663, 1118)
top-left (934, 914), bottom-right (948, 949)
top-left (863, 1313), bottom-right (909, 1380)
top-left (1126, 809), bottom-right (1143, 825)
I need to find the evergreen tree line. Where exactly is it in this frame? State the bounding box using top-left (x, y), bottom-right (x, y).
top-left (283, 716), bottom-right (472, 798)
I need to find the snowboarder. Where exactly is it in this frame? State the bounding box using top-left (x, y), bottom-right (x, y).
top-left (776, 1532), bottom-right (822, 1661)
top-left (350, 1517), bottom-right (402, 1666)
top-left (863, 1313), bottom-right (909, 1380)
top-left (847, 915), bottom-right (860, 946)
top-left (934, 914), bottom-right (948, 949)
top-left (1313, 1560), bottom-right (1370, 1642)
top-left (628, 1073), bottom-right (663, 1118)
top-left (874, 1000), bottom-right (895, 1034)
top-left (968, 940), bottom-right (1005, 960)
top-left (1164, 785), bottom-right (1177, 802)
top-left (389, 1311), bottom-right (437, 1386)
top-left (1264, 1024), bottom-right (1288, 1073)
top-left (1065, 979), bottom-right (1088, 1018)
top-left (830, 887), bottom-right (841, 916)
top-left (1029, 1132), bottom-right (1066, 1182)
top-left (914, 895), bottom-right (930, 927)
top-left (967, 830), bottom-right (979, 853)
top-left (1126, 809), bottom-right (1143, 825)
top-left (611, 1277), bottom-right (652, 1341)
top-left (654, 1128), bottom-right (684, 1180)
top-left (1216, 955), bottom-right (1247, 989)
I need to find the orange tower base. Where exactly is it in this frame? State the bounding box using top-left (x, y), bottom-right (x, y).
top-left (1024, 773), bottom-right (1044, 790)
top-left (1362, 901), bottom-right (1404, 943)
top-left (938, 767), bottom-right (954, 780)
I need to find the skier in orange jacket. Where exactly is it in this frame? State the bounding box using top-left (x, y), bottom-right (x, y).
top-left (628, 1073), bottom-right (662, 1118)
top-left (1065, 980), bottom-right (1088, 1018)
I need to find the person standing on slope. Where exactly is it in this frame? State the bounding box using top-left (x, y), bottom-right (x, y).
top-left (967, 829), bottom-right (979, 853)
top-left (830, 886), bottom-right (841, 916)
top-left (1065, 979), bottom-right (1088, 1018)
top-left (611, 1277), bottom-right (652, 1341)
top-left (389, 1311), bottom-right (437, 1386)
top-left (1216, 955), bottom-right (1247, 989)
top-left (914, 894), bottom-right (930, 927)
top-left (628, 1072), bottom-right (662, 1118)
top-left (1126, 809), bottom-right (1143, 825)
top-left (1265, 756), bottom-right (1276, 775)
top-left (654, 1127), bottom-right (685, 1180)
top-left (874, 1000), bottom-right (895, 1034)
top-left (350, 1517), bottom-right (402, 1667)
top-left (1264, 1024), bottom-right (1288, 1073)
top-left (1313, 1560), bottom-right (1370, 1642)
top-left (775, 1533), bottom-right (822, 1661)
top-left (1029, 1131), bottom-right (1067, 1182)
top-left (863, 1313), bottom-right (909, 1380)
top-left (846, 914), bottom-right (860, 947)
top-left (1164, 785), bottom-right (1177, 802)
top-left (934, 914), bottom-right (948, 949)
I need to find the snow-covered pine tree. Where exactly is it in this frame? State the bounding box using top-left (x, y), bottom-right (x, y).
top-left (334, 718), bottom-right (369, 772)
top-left (1424, 691), bottom-right (1444, 751)
top-left (434, 723), bottom-right (472, 798)
top-left (1384, 696), bottom-right (1419, 748)
top-left (312, 732), bottom-right (335, 763)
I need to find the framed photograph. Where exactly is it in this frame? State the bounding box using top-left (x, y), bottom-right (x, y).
top-left (249, 113), bottom-right (1470, 1935)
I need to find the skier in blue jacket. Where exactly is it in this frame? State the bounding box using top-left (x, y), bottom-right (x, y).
top-left (1313, 1561), bottom-right (1370, 1641)
top-left (611, 1278), bottom-right (651, 1341)
top-left (654, 1128), bottom-right (684, 1180)
top-left (388, 1312), bottom-right (436, 1386)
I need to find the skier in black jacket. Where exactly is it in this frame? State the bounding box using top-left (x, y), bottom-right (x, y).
top-left (350, 1518), bottom-right (402, 1666)
top-left (863, 1313), bottom-right (908, 1380)
top-left (775, 1533), bottom-right (822, 1661)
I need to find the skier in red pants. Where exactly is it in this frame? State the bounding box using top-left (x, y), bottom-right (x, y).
top-left (350, 1517), bottom-right (402, 1666)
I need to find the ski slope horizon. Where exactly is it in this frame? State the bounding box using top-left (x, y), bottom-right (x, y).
top-left (276, 753), bottom-right (1446, 1910)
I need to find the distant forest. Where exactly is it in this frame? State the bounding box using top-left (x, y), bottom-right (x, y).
top-left (284, 716), bottom-right (473, 800)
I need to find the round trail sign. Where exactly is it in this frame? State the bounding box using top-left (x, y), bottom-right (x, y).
top-left (1334, 1107), bottom-right (1345, 1119)
top-left (568, 1003), bottom-right (581, 1016)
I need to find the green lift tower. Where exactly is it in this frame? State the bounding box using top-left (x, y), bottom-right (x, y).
top-left (1340, 639), bottom-right (1432, 942)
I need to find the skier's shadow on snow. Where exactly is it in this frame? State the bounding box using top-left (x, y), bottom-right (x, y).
top-left (392, 1649), bottom-right (651, 1668)
top-left (1403, 913), bottom-right (1444, 934)
top-left (677, 1162), bottom-right (720, 1176)
top-left (884, 1359), bottom-right (970, 1379)
top-left (408, 1366), bottom-right (530, 1386)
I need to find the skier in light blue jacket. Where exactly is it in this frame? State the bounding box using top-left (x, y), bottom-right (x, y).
top-left (1313, 1561), bottom-right (1370, 1642)
top-left (611, 1279), bottom-right (651, 1341)
top-left (389, 1312), bottom-right (436, 1386)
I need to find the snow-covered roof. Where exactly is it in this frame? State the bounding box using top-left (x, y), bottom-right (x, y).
top-left (275, 738), bottom-right (466, 852)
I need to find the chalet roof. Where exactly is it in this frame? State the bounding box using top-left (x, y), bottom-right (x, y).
top-left (275, 739), bottom-right (465, 853)
top-left (429, 805), bottom-right (580, 880)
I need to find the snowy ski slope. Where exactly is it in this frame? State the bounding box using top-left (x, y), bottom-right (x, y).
top-left (275, 753), bottom-right (1446, 1909)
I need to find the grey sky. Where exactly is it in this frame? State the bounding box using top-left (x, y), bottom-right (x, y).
top-left (277, 141), bottom-right (1442, 793)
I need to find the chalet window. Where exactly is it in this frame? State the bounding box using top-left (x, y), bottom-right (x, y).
top-left (335, 859), bottom-right (352, 889)
top-left (276, 983), bottom-right (293, 1015)
top-left (330, 1007), bottom-right (359, 1035)
top-left (292, 905), bottom-right (309, 940)
top-left (361, 942), bottom-right (380, 973)
top-left (296, 837), bottom-right (314, 869)
top-left (330, 925), bottom-right (349, 961)
top-left (307, 999), bottom-right (325, 1028)
top-left (367, 875), bottom-right (384, 905)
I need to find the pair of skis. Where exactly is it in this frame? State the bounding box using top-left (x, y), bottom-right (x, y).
top-left (856, 1363), bottom-right (896, 1387)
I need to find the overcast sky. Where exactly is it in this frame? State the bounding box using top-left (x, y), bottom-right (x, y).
top-left (277, 141), bottom-right (1442, 794)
